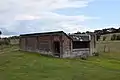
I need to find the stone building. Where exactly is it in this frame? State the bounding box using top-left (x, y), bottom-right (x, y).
top-left (20, 31), bottom-right (96, 58)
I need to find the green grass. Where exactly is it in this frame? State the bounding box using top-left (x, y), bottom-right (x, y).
top-left (0, 45), bottom-right (120, 80)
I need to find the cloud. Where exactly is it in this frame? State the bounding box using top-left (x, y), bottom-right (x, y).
top-left (94, 24), bottom-right (120, 31)
top-left (0, 0), bottom-right (98, 35)
top-left (15, 15), bottom-right (41, 20)
top-left (8, 12), bottom-right (99, 34)
top-left (0, 27), bottom-right (16, 35)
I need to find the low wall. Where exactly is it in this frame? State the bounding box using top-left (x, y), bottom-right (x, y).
top-left (20, 47), bottom-right (90, 58)
top-left (20, 48), bottom-right (53, 56)
top-left (62, 48), bottom-right (90, 58)
top-left (71, 48), bottom-right (90, 58)
top-left (62, 49), bottom-right (71, 58)
top-left (97, 41), bottom-right (120, 53)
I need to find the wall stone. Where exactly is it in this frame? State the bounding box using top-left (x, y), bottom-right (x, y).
top-left (71, 48), bottom-right (90, 58)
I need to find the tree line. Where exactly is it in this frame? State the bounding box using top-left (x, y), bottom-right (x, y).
top-left (0, 31), bottom-right (20, 45)
top-left (73, 27), bottom-right (120, 41)
top-left (1, 27), bottom-right (120, 41)
top-left (94, 27), bottom-right (120, 41)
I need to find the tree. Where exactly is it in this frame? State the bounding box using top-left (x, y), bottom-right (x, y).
top-left (0, 31), bottom-right (2, 39)
top-left (116, 35), bottom-right (120, 40)
top-left (102, 28), bottom-right (109, 34)
top-left (82, 32), bottom-right (86, 34)
top-left (86, 31), bottom-right (90, 33)
top-left (96, 34), bottom-right (101, 41)
top-left (0, 31), bottom-right (2, 35)
top-left (75, 31), bottom-right (81, 34)
top-left (111, 34), bottom-right (117, 40)
top-left (103, 36), bottom-right (106, 41)
top-left (118, 28), bottom-right (120, 32)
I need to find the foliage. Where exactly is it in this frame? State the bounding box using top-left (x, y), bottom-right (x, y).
top-left (96, 35), bottom-right (101, 41)
top-left (111, 34), bottom-right (120, 41)
top-left (76, 31), bottom-right (81, 34)
top-left (93, 52), bottom-right (99, 56)
top-left (73, 27), bottom-right (120, 41)
top-left (94, 27), bottom-right (120, 41)
top-left (80, 53), bottom-right (88, 60)
top-left (111, 34), bottom-right (117, 40)
top-left (0, 38), bottom-right (10, 45)
top-left (9, 36), bottom-right (20, 39)
top-left (116, 35), bottom-right (120, 40)
top-left (0, 31), bottom-right (2, 35)
top-left (103, 36), bottom-right (106, 41)
top-left (94, 27), bottom-right (120, 35)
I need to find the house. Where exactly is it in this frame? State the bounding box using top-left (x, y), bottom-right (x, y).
top-left (20, 31), bottom-right (96, 58)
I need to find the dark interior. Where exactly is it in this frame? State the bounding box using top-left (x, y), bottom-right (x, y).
top-left (53, 41), bottom-right (60, 53)
top-left (73, 41), bottom-right (90, 49)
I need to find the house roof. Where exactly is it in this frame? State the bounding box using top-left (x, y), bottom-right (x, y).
top-left (20, 31), bottom-right (72, 40)
top-left (69, 34), bottom-right (90, 41)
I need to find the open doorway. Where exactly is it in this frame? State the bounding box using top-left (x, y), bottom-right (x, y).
top-left (53, 41), bottom-right (60, 53)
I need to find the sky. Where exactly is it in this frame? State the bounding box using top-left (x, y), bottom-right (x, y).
top-left (0, 0), bottom-right (120, 37)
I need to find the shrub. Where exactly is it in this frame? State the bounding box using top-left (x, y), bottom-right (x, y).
top-left (80, 53), bottom-right (88, 60)
top-left (103, 36), bottom-right (106, 41)
top-left (116, 35), bottom-right (120, 40)
top-left (111, 34), bottom-right (117, 40)
top-left (0, 38), bottom-right (10, 45)
top-left (93, 52), bottom-right (99, 56)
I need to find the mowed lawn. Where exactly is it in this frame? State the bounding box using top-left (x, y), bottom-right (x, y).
top-left (0, 45), bottom-right (120, 80)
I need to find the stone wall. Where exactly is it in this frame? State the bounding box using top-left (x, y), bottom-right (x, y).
top-left (20, 32), bottom-right (95, 58)
top-left (90, 34), bottom-right (97, 56)
top-left (20, 33), bottom-right (69, 58)
top-left (71, 48), bottom-right (90, 58)
top-left (62, 35), bottom-right (72, 58)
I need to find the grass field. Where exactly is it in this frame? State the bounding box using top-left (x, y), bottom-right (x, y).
top-left (0, 45), bottom-right (120, 80)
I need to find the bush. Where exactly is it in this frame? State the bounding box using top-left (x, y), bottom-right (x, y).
top-left (93, 52), bottom-right (99, 56)
top-left (103, 36), bottom-right (106, 41)
top-left (116, 35), bottom-right (120, 40)
top-left (111, 34), bottom-right (117, 40)
top-left (80, 53), bottom-right (88, 60)
top-left (0, 38), bottom-right (10, 45)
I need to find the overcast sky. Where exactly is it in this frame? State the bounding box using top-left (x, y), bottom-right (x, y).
top-left (0, 0), bottom-right (120, 36)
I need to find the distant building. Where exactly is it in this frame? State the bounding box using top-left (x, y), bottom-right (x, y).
top-left (20, 31), bottom-right (96, 58)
